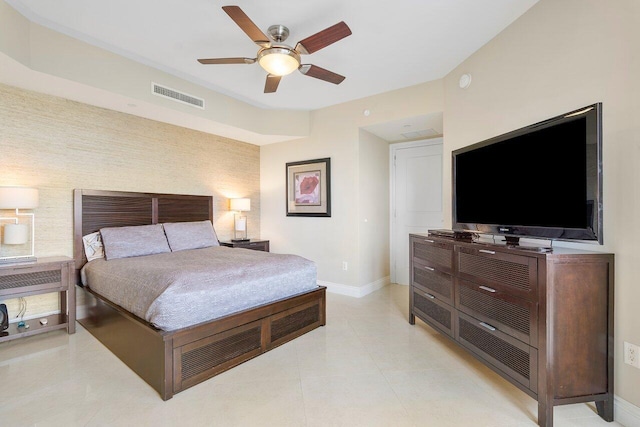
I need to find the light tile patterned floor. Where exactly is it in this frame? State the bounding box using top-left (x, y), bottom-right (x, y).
top-left (0, 284), bottom-right (623, 426)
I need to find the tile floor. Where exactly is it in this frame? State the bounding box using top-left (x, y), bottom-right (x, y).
top-left (0, 284), bottom-right (623, 426)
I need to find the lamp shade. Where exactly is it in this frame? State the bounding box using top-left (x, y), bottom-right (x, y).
top-left (3, 224), bottom-right (28, 245)
top-left (0, 187), bottom-right (39, 209)
top-left (230, 198), bottom-right (251, 212)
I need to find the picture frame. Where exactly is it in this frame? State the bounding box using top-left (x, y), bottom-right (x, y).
top-left (286, 158), bottom-right (331, 217)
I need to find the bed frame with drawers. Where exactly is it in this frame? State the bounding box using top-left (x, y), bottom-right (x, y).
top-left (74, 189), bottom-right (326, 400)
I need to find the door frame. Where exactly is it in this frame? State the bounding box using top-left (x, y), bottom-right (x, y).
top-left (389, 138), bottom-right (444, 284)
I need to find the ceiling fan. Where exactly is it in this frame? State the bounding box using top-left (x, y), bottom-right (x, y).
top-left (197, 5), bottom-right (352, 93)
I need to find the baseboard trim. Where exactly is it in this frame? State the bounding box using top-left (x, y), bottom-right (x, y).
top-left (616, 395), bottom-right (640, 427)
top-left (319, 276), bottom-right (390, 298)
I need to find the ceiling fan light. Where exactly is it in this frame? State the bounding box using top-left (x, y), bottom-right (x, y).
top-left (258, 48), bottom-right (300, 76)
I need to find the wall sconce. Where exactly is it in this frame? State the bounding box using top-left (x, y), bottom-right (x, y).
top-left (0, 187), bottom-right (39, 263)
top-left (229, 198), bottom-right (250, 242)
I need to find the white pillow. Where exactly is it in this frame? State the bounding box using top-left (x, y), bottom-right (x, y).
top-left (82, 231), bottom-right (105, 262)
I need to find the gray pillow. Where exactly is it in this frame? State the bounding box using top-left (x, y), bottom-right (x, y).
top-left (163, 220), bottom-right (219, 252)
top-left (100, 224), bottom-right (171, 260)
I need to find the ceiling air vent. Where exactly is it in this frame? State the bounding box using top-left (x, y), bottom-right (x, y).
top-left (401, 129), bottom-right (438, 139)
top-left (151, 83), bottom-right (205, 109)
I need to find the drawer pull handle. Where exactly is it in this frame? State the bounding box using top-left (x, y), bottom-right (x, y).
top-left (479, 322), bottom-right (496, 332)
top-left (479, 286), bottom-right (496, 293)
top-left (424, 239), bottom-right (435, 243)
top-left (423, 292), bottom-right (436, 300)
top-left (479, 249), bottom-right (496, 255)
top-left (424, 266), bottom-right (435, 271)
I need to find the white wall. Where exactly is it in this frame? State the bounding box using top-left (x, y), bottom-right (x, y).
top-left (261, 80), bottom-right (443, 293)
top-left (358, 130), bottom-right (390, 288)
top-left (442, 0), bottom-right (640, 410)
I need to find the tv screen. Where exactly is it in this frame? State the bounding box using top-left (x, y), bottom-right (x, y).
top-left (452, 103), bottom-right (602, 243)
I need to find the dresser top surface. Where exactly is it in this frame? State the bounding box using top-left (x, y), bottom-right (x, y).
top-left (410, 233), bottom-right (613, 258)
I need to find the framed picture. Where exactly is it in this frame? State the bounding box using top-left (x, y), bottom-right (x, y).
top-left (286, 158), bottom-right (331, 217)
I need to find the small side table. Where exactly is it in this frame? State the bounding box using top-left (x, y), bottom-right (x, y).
top-left (219, 240), bottom-right (270, 252)
top-left (0, 256), bottom-right (75, 343)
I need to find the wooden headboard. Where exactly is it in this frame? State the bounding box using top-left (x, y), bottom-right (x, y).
top-left (73, 189), bottom-right (213, 280)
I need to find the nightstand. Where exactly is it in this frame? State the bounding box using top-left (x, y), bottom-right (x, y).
top-left (219, 240), bottom-right (270, 252)
top-left (0, 256), bottom-right (75, 343)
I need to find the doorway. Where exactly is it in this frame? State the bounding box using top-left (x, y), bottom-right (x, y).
top-left (390, 139), bottom-right (443, 285)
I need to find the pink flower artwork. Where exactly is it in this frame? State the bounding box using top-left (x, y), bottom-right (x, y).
top-left (295, 171), bottom-right (321, 205)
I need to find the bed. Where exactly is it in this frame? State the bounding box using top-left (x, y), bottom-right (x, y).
top-left (74, 189), bottom-right (326, 400)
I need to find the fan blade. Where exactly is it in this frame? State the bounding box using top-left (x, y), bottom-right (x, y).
top-left (299, 64), bottom-right (345, 85)
top-left (264, 74), bottom-right (282, 93)
top-left (222, 6), bottom-right (270, 47)
top-left (295, 21), bottom-right (351, 55)
top-left (198, 58), bottom-right (256, 65)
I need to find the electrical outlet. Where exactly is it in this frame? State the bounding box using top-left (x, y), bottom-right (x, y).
top-left (342, 261), bottom-right (348, 271)
top-left (624, 341), bottom-right (640, 368)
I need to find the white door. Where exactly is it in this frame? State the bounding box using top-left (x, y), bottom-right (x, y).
top-left (391, 140), bottom-right (443, 285)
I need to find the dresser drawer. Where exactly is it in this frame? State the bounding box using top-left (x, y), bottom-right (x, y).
top-left (411, 236), bottom-right (453, 274)
top-left (412, 286), bottom-right (454, 337)
top-left (456, 247), bottom-right (537, 300)
top-left (412, 260), bottom-right (453, 304)
top-left (456, 279), bottom-right (537, 346)
top-left (457, 311), bottom-right (537, 393)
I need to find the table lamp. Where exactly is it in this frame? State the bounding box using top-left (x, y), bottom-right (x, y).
top-left (229, 198), bottom-right (250, 242)
top-left (0, 187), bottom-right (39, 263)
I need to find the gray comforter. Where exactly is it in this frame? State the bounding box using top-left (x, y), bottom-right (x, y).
top-left (81, 246), bottom-right (318, 331)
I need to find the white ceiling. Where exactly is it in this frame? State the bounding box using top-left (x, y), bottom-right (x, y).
top-left (7, 0), bottom-right (538, 111)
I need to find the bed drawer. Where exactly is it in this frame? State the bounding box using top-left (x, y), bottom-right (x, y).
top-left (174, 320), bottom-right (263, 392)
top-left (172, 295), bottom-right (324, 394)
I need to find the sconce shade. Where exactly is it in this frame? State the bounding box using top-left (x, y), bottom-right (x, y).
top-left (230, 198), bottom-right (251, 212)
top-left (3, 224), bottom-right (28, 245)
top-left (0, 187), bottom-right (39, 209)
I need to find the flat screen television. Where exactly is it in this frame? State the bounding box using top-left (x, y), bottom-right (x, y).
top-left (452, 103), bottom-right (603, 244)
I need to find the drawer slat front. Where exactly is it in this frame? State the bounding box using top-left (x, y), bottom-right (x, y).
top-left (457, 248), bottom-right (537, 299)
top-left (412, 238), bottom-right (453, 273)
top-left (457, 312), bottom-right (536, 392)
top-left (413, 265), bottom-right (452, 303)
top-left (413, 289), bottom-right (454, 337)
top-left (0, 270), bottom-right (61, 291)
top-left (457, 281), bottom-right (536, 345)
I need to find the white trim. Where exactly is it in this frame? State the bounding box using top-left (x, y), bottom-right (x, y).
top-left (319, 276), bottom-right (390, 298)
top-left (389, 138), bottom-right (443, 283)
top-left (615, 395), bottom-right (640, 427)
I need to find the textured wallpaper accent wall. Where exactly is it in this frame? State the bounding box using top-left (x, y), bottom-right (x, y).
top-left (0, 83), bottom-right (260, 316)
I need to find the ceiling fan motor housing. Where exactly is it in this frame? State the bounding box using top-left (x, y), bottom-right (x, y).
top-left (267, 25), bottom-right (290, 42)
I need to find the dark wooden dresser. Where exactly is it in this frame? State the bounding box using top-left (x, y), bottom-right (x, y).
top-left (409, 233), bottom-right (614, 427)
